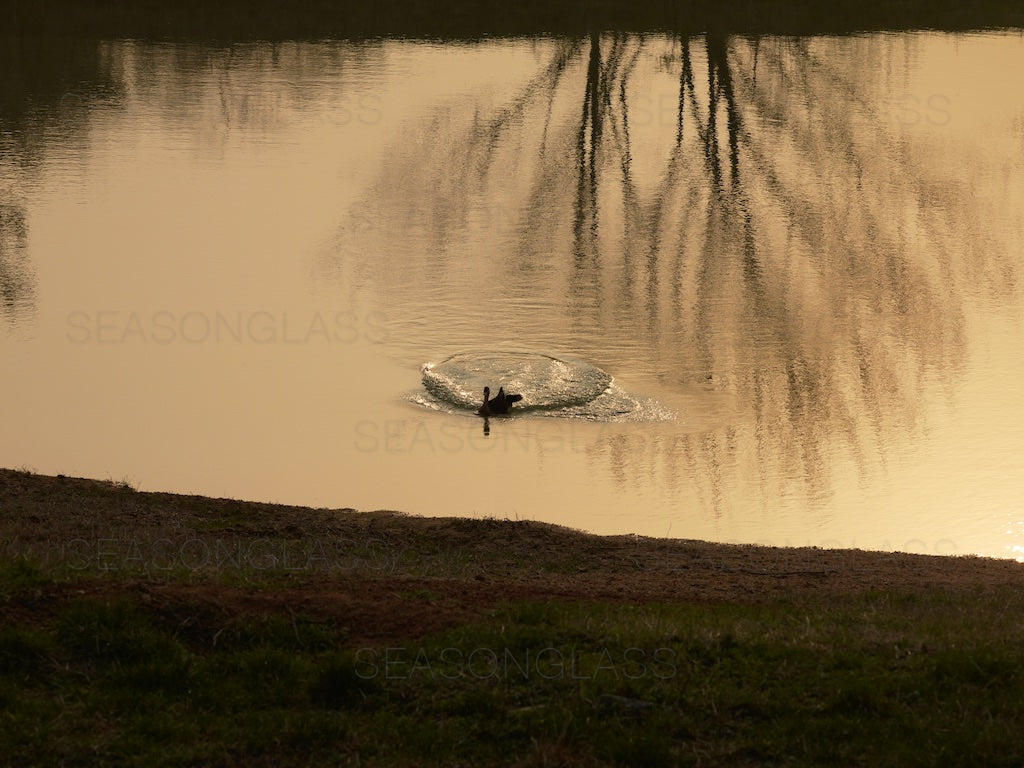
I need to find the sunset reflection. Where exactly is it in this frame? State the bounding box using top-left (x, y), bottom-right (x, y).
top-left (333, 33), bottom-right (1022, 540)
top-left (1, 33), bottom-right (1022, 557)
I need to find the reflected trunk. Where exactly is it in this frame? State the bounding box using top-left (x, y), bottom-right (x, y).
top-left (333, 34), bottom-right (1017, 512)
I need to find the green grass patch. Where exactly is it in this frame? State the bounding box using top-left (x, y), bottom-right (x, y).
top-left (3, 590), bottom-right (1024, 765)
top-left (0, 557), bottom-right (52, 592)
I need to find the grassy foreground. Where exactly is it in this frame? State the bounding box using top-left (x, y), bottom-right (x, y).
top-left (3, 467), bottom-right (1024, 766)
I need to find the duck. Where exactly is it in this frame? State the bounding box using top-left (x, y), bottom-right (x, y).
top-left (477, 386), bottom-right (523, 416)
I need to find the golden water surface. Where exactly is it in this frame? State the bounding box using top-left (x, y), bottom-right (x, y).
top-left (2, 32), bottom-right (1023, 557)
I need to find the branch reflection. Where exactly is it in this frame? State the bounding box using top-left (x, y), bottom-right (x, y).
top-left (335, 34), bottom-right (1018, 516)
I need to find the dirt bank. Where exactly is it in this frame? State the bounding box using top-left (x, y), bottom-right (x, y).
top-left (3, 468), bottom-right (1022, 643)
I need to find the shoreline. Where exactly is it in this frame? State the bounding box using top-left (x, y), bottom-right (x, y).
top-left (3, 0), bottom-right (1024, 40)
top-left (6, 466), bottom-right (1024, 765)
top-left (4, 467), bottom-right (1022, 619)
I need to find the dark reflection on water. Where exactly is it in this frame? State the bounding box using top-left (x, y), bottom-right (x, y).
top-left (0, 38), bottom-right (384, 327)
top-left (0, 202), bottom-right (32, 328)
top-left (0, 36), bottom-right (125, 330)
top-left (332, 33), bottom-right (1019, 513)
top-left (2, 32), bottom-right (1021, 553)
top-left (107, 42), bottom-right (385, 138)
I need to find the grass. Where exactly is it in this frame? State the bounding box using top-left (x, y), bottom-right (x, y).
top-left (4, 468), bottom-right (1024, 765)
top-left (3, 592), bottom-right (1024, 765)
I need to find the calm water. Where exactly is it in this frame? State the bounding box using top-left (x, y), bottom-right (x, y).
top-left (3, 32), bottom-right (1024, 558)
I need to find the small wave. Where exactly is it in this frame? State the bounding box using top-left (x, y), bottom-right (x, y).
top-left (415, 351), bottom-right (674, 422)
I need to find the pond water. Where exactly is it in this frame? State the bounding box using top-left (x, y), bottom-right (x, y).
top-left (2, 31), bottom-right (1023, 559)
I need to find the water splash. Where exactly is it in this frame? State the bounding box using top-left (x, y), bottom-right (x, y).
top-left (415, 351), bottom-right (674, 422)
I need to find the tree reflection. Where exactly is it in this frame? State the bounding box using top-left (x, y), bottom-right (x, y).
top-left (0, 203), bottom-right (32, 328)
top-left (0, 39), bottom-right (385, 331)
top-left (0, 35), bottom-right (116, 330)
top-left (338, 34), bottom-right (1017, 517)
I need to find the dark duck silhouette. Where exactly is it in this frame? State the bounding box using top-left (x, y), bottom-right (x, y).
top-left (477, 386), bottom-right (523, 416)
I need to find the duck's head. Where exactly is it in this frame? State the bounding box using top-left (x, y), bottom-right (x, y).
top-left (483, 386), bottom-right (490, 398)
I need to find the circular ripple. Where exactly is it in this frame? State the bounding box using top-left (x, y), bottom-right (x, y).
top-left (422, 351), bottom-right (612, 411)
top-left (415, 351), bottom-right (675, 422)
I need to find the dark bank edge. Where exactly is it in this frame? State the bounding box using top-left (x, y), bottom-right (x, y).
top-left (2, 0), bottom-right (1024, 40)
